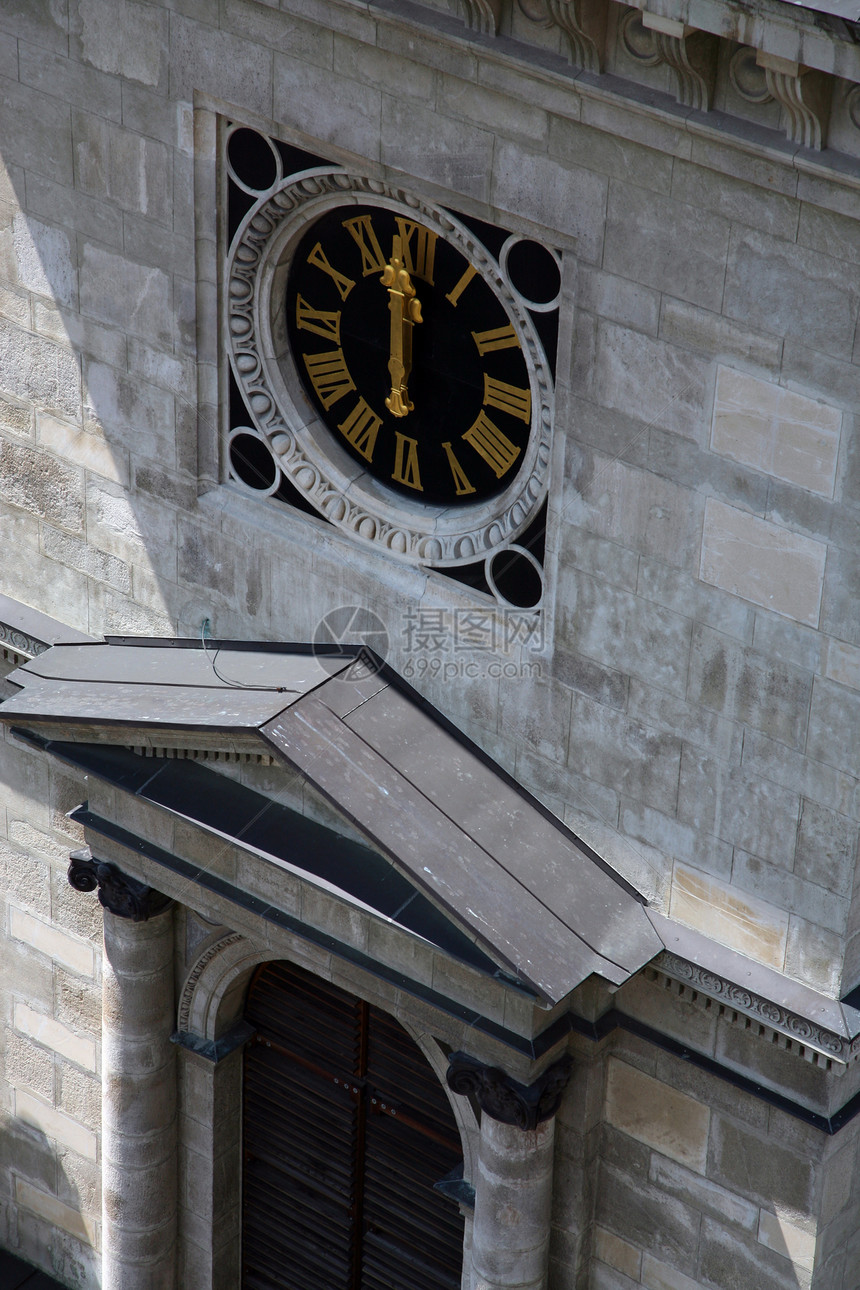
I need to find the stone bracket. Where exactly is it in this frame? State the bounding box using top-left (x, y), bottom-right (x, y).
top-left (757, 51), bottom-right (831, 149)
top-left (546, 0), bottom-right (607, 72)
top-left (642, 12), bottom-right (717, 110)
top-left (459, 0), bottom-right (502, 36)
top-left (446, 1051), bottom-right (572, 1129)
top-left (68, 847), bottom-right (173, 922)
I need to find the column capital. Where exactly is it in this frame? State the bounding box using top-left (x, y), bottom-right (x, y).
top-left (446, 1052), bottom-right (572, 1131)
top-left (68, 848), bottom-right (173, 922)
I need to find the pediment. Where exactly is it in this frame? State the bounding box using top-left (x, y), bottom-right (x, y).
top-left (1, 638), bottom-right (663, 1006)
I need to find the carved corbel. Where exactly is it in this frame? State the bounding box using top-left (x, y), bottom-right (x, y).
top-left (68, 848), bottom-right (173, 921)
top-left (446, 1051), bottom-right (572, 1130)
top-left (459, 0), bottom-right (501, 36)
top-left (642, 12), bottom-right (717, 111)
top-left (545, 0), bottom-right (607, 73)
top-left (757, 51), bottom-right (831, 150)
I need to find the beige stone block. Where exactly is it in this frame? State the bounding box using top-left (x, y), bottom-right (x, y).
top-left (710, 366), bottom-right (841, 497)
top-left (14, 1003), bottom-right (97, 1073)
top-left (9, 906), bottom-right (95, 977)
top-left (15, 1090), bottom-right (98, 1160)
top-left (824, 639), bottom-right (860, 691)
top-left (605, 1057), bottom-right (710, 1174)
top-left (37, 412), bottom-right (127, 484)
top-left (15, 1178), bottom-right (97, 1246)
top-left (594, 1225), bottom-right (642, 1278)
top-left (669, 865), bottom-right (788, 970)
top-left (757, 1210), bottom-right (817, 1272)
top-left (641, 1252), bottom-right (703, 1290)
top-left (699, 498), bottom-right (826, 627)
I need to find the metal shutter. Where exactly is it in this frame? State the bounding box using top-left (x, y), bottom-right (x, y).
top-left (243, 962), bottom-right (464, 1290)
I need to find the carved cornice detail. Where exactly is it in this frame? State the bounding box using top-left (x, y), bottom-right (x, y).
top-left (758, 54), bottom-right (830, 149)
top-left (652, 28), bottom-right (717, 111)
top-left (545, 0), bottom-right (606, 73)
top-left (68, 849), bottom-right (173, 922)
top-left (655, 951), bottom-right (858, 1064)
top-left (0, 620), bottom-right (48, 661)
top-left (460, 0), bottom-right (501, 35)
top-left (446, 1052), bottom-right (572, 1129)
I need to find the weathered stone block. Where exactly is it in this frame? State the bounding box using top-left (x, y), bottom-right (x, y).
top-left (710, 365), bottom-right (842, 497)
top-left (491, 142), bottom-right (606, 261)
top-left (620, 802), bottom-right (733, 878)
top-left (784, 915), bottom-right (843, 995)
top-left (724, 226), bottom-right (860, 361)
top-left (591, 322), bottom-right (710, 443)
top-left (565, 454), bottom-right (699, 571)
top-left (276, 55), bottom-right (381, 162)
top-left (605, 1058), bottom-right (710, 1174)
top-left (558, 570), bottom-right (692, 698)
top-left (594, 1225), bottom-right (641, 1280)
top-left (709, 1118), bottom-right (812, 1212)
top-left (671, 158), bottom-right (799, 239)
top-left (0, 318), bottom-right (81, 419)
top-left (565, 692), bottom-right (683, 814)
top-left (0, 76), bottom-right (74, 185)
top-left (795, 799), bottom-right (858, 897)
top-left (604, 183), bottom-right (730, 311)
top-left (575, 266), bottom-right (661, 337)
top-left (596, 1161), bottom-right (701, 1270)
top-left (4, 1029), bottom-right (55, 1104)
top-left (700, 498), bottom-right (827, 627)
top-left (807, 676), bottom-right (860, 775)
top-left (658, 297), bottom-right (782, 370)
top-left (669, 864), bottom-right (789, 968)
top-left (80, 245), bottom-right (171, 347)
top-left (687, 622), bottom-right (812, 751)
top-left (549, 118), bottom-right (673, 194)
top-left (732, 850), bottom-right (846, 934)
top-left (14, 1004), bottom-right (97, 1073)
top-left (819, 545), bottom-right (860, 649)
top-left (9, 907), bottom-right (95, 978)
top-left (15, 1090), bottom-right (98, 1162)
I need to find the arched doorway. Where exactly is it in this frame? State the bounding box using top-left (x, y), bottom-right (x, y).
top-left (242, 961), bottom-right (466, 1289)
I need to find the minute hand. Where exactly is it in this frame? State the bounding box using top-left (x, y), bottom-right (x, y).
top-left (381, 237), bottom-right (422, 418)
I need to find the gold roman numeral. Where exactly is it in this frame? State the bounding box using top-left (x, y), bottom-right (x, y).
top-left (463, 412), bottom-right (521, 478)
top-left (446, 264), bottom-right (477, 308)
top-left (441, 441), bottom-right (476, 496)
top-left (392, 432), bottom-right (422, 490)
top-left (483, 374), bottom-right (531, 424)
top-left (337, 397), bottom-right (381, 462)
top-left (295, 295), bottom-right (341, 343)
top-left (307, 242), bottom-right (355, 301)
top-left (303, 349), bottom-right (356, 409)
top-left (343, 215), bottom-right (387, 277)
top-left (395, 219), bottom-right (437, 285)
top-left (472, 323), bottom-right (519, 355)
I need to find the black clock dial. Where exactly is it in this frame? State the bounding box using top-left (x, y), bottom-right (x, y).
top-left (286, 204), bottom-right (533, 507)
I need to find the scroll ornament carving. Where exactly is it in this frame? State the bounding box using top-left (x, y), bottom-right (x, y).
top-left (460, 0), bottom-right (501, 35)
top-left (757, 55), bottom-right (830, 149)
top-left (446, 1051), bottom-right (572, 1129)
top-left (68, 849), bottom-right (172, 922)
top-left (0, 620), bottom-right (48, 660)
top-left (652, 28), bottom-right (716, 111)
top-left (544, 0), bottom-right (606, 72)
top-left (656, 951), bottom-right (849, 1060)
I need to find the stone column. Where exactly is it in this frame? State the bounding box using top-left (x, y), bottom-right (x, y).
top-left (69, 851), bottom-right (177, 1289)
top-left (447, 1052), bottom-right (571, 1290)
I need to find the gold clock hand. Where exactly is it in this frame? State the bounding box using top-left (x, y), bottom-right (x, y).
top-left (382, 236), bottom-right (421, 418)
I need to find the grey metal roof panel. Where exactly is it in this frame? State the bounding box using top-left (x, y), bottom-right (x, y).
top-left (341, 685), bottom-right (662, 979)
top-left (11, 641), bottom-right (341, 691)
top-left (262, 694), bottom-right (650, 1002)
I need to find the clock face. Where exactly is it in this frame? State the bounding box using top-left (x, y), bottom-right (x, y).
top-left (285, 204), bottom-right (533, 508)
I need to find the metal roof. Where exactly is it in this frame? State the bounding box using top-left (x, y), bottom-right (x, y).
top-left (1, 638), bottom-right (663, 1005)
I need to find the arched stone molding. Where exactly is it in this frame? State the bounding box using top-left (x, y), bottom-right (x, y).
top-left (176, 930), bottom-right (267, 1042)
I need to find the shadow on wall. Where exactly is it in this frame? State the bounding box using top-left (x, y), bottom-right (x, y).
top-left (0, 1117), bottom-right (99, 1289)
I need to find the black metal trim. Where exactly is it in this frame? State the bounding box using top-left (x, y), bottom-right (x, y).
top-left (170, 1021), bottom-right (256, 1063)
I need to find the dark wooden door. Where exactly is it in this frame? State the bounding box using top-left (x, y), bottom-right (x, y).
top-left (242, 961), bottom-right (465, 1290)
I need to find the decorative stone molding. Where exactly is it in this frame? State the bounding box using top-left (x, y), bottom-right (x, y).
top-left (729, 46), bottom-right (774, 104)
top-left (0, 619), bottom-right (48, 662)
top-left (68, 848), bottom-right (173, 922)
top-left (544, 0), bottom-right (607, 72)
top-left (654, 951), bottom-right (860, 1065)
top-left (459, 0), bottom-right (501, 35)
top-left (757, 51), bottom-right (830, 149)
top-left (446, 1052), bottom-right (572, 1129)
top-left (642, 12), bottom-right (717, 111)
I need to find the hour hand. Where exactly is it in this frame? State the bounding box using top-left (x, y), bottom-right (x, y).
top-left (382, 237), bottom-right (421, 418)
